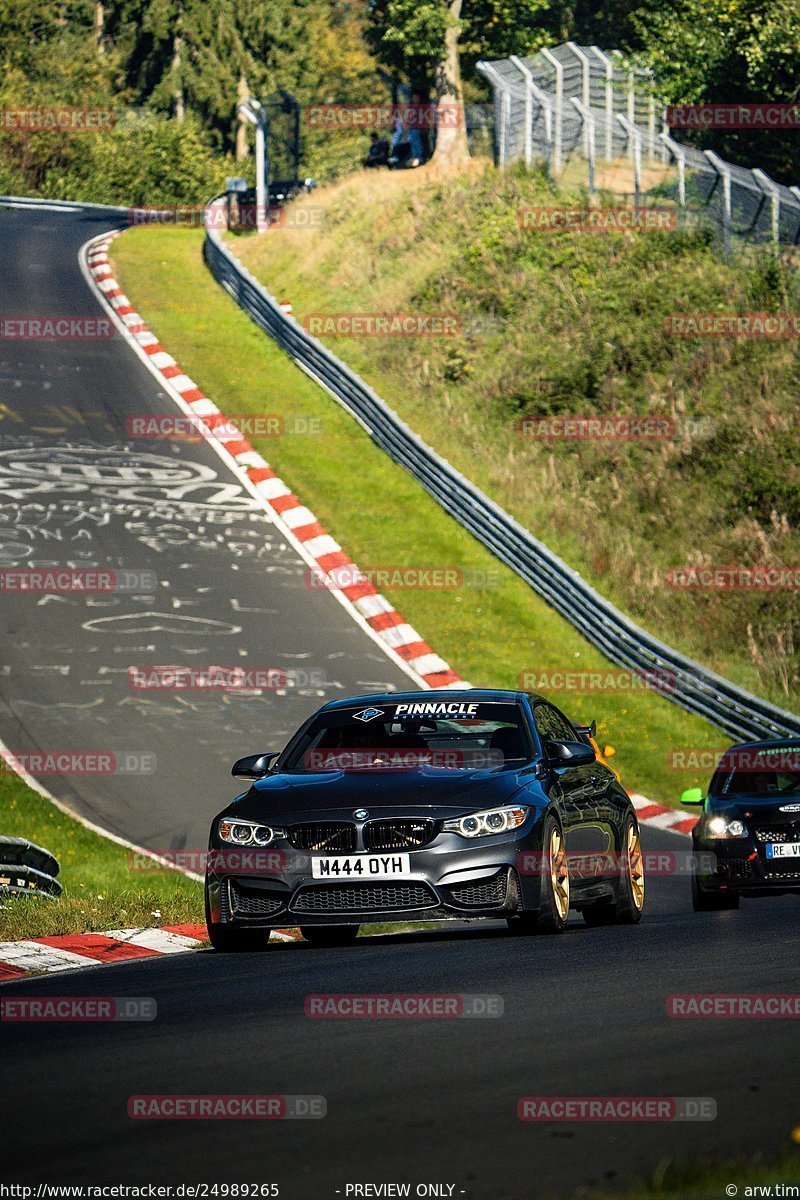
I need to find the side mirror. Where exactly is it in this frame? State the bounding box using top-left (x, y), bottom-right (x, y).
top-left (575, 720), bottom-right (597, 741)
top-left (231, 752), bottom-right (279, 780)
top-left (680, 787), bottom-right (705, 806)
top-left (545, 739), bottom-right (596, 767)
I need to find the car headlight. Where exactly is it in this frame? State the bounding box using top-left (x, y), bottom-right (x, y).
top-left (218, 819), bottom-right (284, 847)
top-left (705, 816), bottom-right (748, 839)
top-left (443, 806), bottom-right (529, 839)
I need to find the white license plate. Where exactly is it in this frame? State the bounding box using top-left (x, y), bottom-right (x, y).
top-left (311, 853), bottom-right (411, 879)
top-left (766, 842), bottom-right (800, 859)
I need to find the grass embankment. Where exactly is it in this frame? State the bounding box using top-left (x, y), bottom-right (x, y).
top-left (234, 164), bottom-right (800, 713)
top-left (113, 223), bottom-right (722, 808)
top-left (0, 771), bottom-right (202, 941)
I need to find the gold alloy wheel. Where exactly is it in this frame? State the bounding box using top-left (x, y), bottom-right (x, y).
top-left (550, 824), bottom-right (570, 921)
top-left (627, 821), bottom-right (645, 912)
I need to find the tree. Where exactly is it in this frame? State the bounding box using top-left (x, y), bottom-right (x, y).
top-left (366, 0), bottom-right (557, 167)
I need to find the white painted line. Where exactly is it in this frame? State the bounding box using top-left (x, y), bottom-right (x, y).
top-left (148, 351), bottom-right (175, 370)
top-left (281, 505), bottom-right (316, 530)
top-left (0, 201), bottom-right (81, 213)
top-left (253, 477), bottom-right (290, 500)
top-left (0, 942), bottom-right (99, 972)
top-left (378, 623), bottom-right (420, 649)
top-left (301, 534), bottom-right (340, 558)
top-left (354, 594), bottom-right (393, 618)
top-left (103, 928), bottom-right (204, 953)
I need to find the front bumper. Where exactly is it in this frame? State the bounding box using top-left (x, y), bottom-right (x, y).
top-left (206, 832), bottom-right (542, 927)
top-left (694, 827), bottom-right (800, 895)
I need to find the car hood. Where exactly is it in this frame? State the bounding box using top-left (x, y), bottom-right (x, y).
top-left (705, 794), bottom-right (800, 821)
top-left (226, 767), bottom-right (534, 822)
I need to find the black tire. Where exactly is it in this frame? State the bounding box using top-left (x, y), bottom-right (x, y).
top-left (300, 925), bottom-right (360, 947)
top-left (581, 902), bottom-right (616, 927)
top-left (506, 913), bottom-right (541, 935)
top-left (615, 816), bottom-right (645, 924)
top-left (531, 814), bottom-right (570, 934)
top-left (582, 815), bottom-right (645, 927)
top-left (205, 886), bottom-right (269, 951)
top-left (207, 923), bottom-right (270, 952)
top-left (692, 872), bottom-right (740, 911)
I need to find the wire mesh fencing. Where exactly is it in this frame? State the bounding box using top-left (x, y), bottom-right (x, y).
top-left (477, 42), bottom-right (800, 250)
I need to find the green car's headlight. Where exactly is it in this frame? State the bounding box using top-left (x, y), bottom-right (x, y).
top-left (443, 806), bottom-right (529, 839)
top-left (705, 816), bottom-right (748, 839)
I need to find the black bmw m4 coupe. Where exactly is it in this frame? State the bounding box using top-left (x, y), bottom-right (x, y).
top-left (205, 689), bottom-right (645, 949)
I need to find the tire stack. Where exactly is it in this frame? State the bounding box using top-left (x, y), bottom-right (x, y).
top-left (0, 837), bottom-right (62, 898)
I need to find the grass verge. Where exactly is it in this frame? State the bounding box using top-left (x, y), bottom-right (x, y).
top-left (234, 164), bottom-right (800, 710)
top-left (0, 770), bottom-right (202, 941)
top-left (113, 224), bottom-right (723, 808)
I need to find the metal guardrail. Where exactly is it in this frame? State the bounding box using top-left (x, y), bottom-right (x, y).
top-left (204, 205), bottom-right (800, 743)
top-left (0, 837), bottom-right (62, 898)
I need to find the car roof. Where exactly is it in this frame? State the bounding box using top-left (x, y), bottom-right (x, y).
top-left (721, 737), bottom-right (800, 753)
top-left (318, 688), bottom-right (547, 712)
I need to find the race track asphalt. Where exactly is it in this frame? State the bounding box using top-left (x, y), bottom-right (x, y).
top-left (1, 831), bottom-right (798, 1198)
top-left (0, 202), bottom-right (413, 853)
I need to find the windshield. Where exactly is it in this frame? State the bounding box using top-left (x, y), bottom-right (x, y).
top-left (712, 745), bottom-right (800, 796)
top-left (279, 700), bottom-right (532, 773)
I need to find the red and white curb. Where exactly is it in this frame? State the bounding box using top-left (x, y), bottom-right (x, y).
top-left (629, 793), bottom-right (697, 837)
top-left (0, 923), bottom-right (300, 981)
top-left (82, 230), bottom-right (463, 692)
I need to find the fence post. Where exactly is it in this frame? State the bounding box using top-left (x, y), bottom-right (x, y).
top-left (752, 168), bottom-right (780, 244)
top-left (477, 62), bottom-right (518, 168)
top-left (591, 46), bottom-right (615, 162)
top-left (661, 110), bottom-right (669, 163)
top-left (571, 98), bottom-right (595, 195)
top-left (540, 48), bottom-right (563, 174)
top-left (791, 186), bottom-right (800, 245)
top-left (660, 132), bottom-right (686, 207)
top-left (617, 114), bottom-right (641, 205)
top-left (566, 43), bottom-right (592, 156)
top-left (704, 149), bottom-right (732, 256)
top-left (510, 55), bottom-right (534, 168)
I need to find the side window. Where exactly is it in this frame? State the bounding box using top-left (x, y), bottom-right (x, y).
top-left (533, 705), bottom-right (557, 742)
top-left (547, 705), bottom-right (577, 743)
